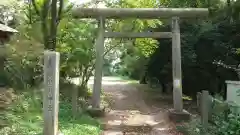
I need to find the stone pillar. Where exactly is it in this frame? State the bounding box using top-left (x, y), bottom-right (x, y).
top-left (225, 81), bottom-right (240, 105)
top-left (43, 51), bottom-right (60, 135)
top-left (172, 17), bottom-right (183, 112)
top-left (168, 17), bottom-right (190, 122)
top-left (201, 90), bottom-right (209, 130)
top-left (92, 17), bottom-right (105, 108)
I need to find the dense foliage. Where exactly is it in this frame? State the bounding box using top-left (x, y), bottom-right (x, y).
top-left (0, 0), bottom-right (166, 134)
top-left (116, 0), bottom-right (240, 98)
top-left (177, 102), bottom-right (240, 135)
top-left (2, 0), bottom-right (240, 134)
top-left (0, 91), bottom-right (101, 135)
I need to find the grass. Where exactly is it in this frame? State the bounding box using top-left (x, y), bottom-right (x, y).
top-left (0, 90), bottom-right (101, 135)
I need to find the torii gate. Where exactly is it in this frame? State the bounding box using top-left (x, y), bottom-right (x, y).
top-left (72, 8), bottom-right (208, 115)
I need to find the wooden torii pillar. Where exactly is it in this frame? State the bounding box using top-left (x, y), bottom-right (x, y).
top-left (72, 8), bottom-right (208, 115)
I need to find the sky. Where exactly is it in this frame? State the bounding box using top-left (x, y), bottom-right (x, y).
top-left (69, 0), bottom-right (91, 5)
top-left (69, 0), bottom-right (107, 7)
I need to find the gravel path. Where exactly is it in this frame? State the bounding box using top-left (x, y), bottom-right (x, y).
top-left (87, 77), bottom-right (182, 135)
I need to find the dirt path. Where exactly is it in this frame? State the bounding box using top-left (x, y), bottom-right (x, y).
top-left (89, 77), bottom-right (182, 135)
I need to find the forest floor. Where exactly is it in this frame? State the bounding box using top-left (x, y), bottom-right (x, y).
top-left (88, 77), bottom-right (184, 135)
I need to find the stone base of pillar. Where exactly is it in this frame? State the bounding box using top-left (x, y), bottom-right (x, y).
top-left (168, 109), bottom-right (191, 123)
top-left (86, 106), bottom-right (105, 118)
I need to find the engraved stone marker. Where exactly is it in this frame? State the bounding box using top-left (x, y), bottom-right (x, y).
top-left (43, 51), bottom-right (60, 135)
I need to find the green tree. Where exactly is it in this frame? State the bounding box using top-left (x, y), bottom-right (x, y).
top-left (105, 0), bottom-right (161, 57)
top-left (146, 0), bottom-right (240, 96)
top-left (100, 0), bottom-right (164, 79)
top-left (2, 0), bottom-right (44, 88)
top-left (31, 0), bottom-right (64, 50)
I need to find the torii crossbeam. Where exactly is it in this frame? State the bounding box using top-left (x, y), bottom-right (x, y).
top-left (72, 7), bottom-right (209, 120)
top-left (72, 8), bottom-right (208, 18)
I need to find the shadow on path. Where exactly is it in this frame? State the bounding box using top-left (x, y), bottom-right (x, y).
top-left (91, 77), bottom-right (182, 135)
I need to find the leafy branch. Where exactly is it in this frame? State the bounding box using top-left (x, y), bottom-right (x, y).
top-left (31, 0), bottom-right (40, 16)
top-left (31, 0), bottom-right (64, 50)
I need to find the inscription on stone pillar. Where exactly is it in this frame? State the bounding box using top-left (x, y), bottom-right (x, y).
top-left (43, 51), bottom-right (60, 135)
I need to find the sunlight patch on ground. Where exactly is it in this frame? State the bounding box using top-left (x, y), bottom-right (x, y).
top-left (71, 76), bottom-right (138, 86)
top-left (182, 95), bottom-right (192, 101)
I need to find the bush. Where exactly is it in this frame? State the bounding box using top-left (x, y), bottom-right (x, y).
top-left (4, 35), bottom-right (43, 89)
top-left (4, 55), bottom-right (43, 89)
top-left (212, 112), bottom-right (240, 135)
top-left (0, 90), bottom-right (101, 135)
top-left (176, 118), bottom-right (202, 135)
top-left (177, 106), bottom-right (240, 135)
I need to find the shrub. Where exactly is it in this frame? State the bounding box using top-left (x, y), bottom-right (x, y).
top-left (4, 36), bottom-right (43, 89)
top-left (0, 90), bottom-right (101, 135)
top-left (177, 105), bottom-right (240, 135)
top-left (212, 112), bottom-right (240, 135)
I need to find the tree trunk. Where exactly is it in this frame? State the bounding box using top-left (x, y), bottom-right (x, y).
top-left (72, 85), bottom-right (78, 118)
top-left (0, 44), bottom-right (6, 87)
top-left (227, 0), bottom-right (231, 7)
top-left (49, 0), bottom-right (58, 50)
top-left (0, 56), bottom-right (6, 87)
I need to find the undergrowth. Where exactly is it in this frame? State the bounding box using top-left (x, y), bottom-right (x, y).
top-left (176, 108), bottom-right (240, 135)
top-left (0, 90), bottom-right (101, 135)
